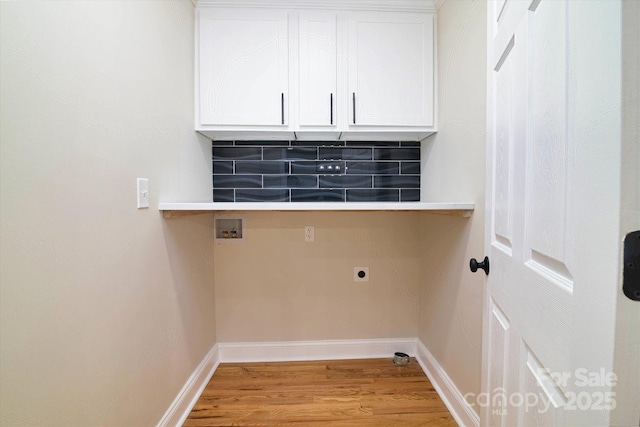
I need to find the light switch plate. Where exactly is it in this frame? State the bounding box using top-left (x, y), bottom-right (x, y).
top-left (137, 178), bottom-right (149, 208)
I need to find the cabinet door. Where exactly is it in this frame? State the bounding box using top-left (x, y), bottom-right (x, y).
top-left (348, 12), bottom-right (433, 127)
top-left (298, 11), bottom-right (337, 127)
top-left (199, 9), bottom-right (288, 126)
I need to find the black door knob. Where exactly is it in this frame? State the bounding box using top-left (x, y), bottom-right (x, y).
top-left (470, 256), bottom-right (490, 275)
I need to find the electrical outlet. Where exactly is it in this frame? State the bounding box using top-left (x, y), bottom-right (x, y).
top-left (305, 226), bottom-right (314, 242)
top-left (137, 178), bottom-right (149, 208)
top-left (354, 267), bottom-right (369, 282)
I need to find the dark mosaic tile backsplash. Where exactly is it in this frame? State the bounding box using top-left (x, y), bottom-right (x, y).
top-left (212, 141), bottom-right (421, 202)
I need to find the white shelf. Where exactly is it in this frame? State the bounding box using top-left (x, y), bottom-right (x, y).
top-left (159, 202), bottom-right (474, 218)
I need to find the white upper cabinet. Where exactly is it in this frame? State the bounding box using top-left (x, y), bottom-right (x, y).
top-left (347, 12), bottom-right (434, 127)
top-left (298, 11), bottom-right (337, 127)
top-left (196, 3), bottom-right (435, 140)
top-left (198, 9), bottom-right (289, 126)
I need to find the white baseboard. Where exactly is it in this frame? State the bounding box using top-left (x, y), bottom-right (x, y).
top-left (415, 340), bottom-right (480, 427)
top-left (217, 337), bottom-right (417, 363)
top-left (156, 343), bottom-right (219, 427)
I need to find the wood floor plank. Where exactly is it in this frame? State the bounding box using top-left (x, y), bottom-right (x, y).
top-left (183, 358), bottom-right (458, 426)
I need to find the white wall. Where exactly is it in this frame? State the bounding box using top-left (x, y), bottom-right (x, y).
top-left (214, 211), bottom-right (421, 342)
top-left (418, 0), bottom-right (487, 415)
top-left (0, 1), bottom-right (216, 425)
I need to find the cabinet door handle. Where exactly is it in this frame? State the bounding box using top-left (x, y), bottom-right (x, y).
top-left (330, 93), bottom-right (333, 125)
top-left (352, 92), bottom-right (356, 124)
top-left (281, 93), bottom-right (285, 125)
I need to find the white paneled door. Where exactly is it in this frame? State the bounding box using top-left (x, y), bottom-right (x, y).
top-left (483, 1), bottom-right (638, 426)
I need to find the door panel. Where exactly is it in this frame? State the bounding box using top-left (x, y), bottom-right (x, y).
top-left (486, 299), bottom-right (510, 427)
top-left (199, 9), bottom-right (288, 126)
top-left (484, 1), bottom-right (630, 425)
top-left (347, 12), bottom-right (433, 126)
top-left (299, 12), bottom-right (337, 127)
top-left (493, 45), bottom-right (514, 253)
top-left (522, 347), bottom-right (566, 426)
top-left (526, 0), bottom-right (574, 286)
top-left (489, 0), bottom-right (575, 400)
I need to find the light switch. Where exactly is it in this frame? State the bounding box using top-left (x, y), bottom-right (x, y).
top-left (137, 178), bottom-right (149, 208)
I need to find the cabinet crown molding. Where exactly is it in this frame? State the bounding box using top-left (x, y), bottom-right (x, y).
top-left (196, 0), bottom-right (436, 13)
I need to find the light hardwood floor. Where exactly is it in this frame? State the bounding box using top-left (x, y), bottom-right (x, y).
top-left (183, 358), bottom-right (458, 426)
